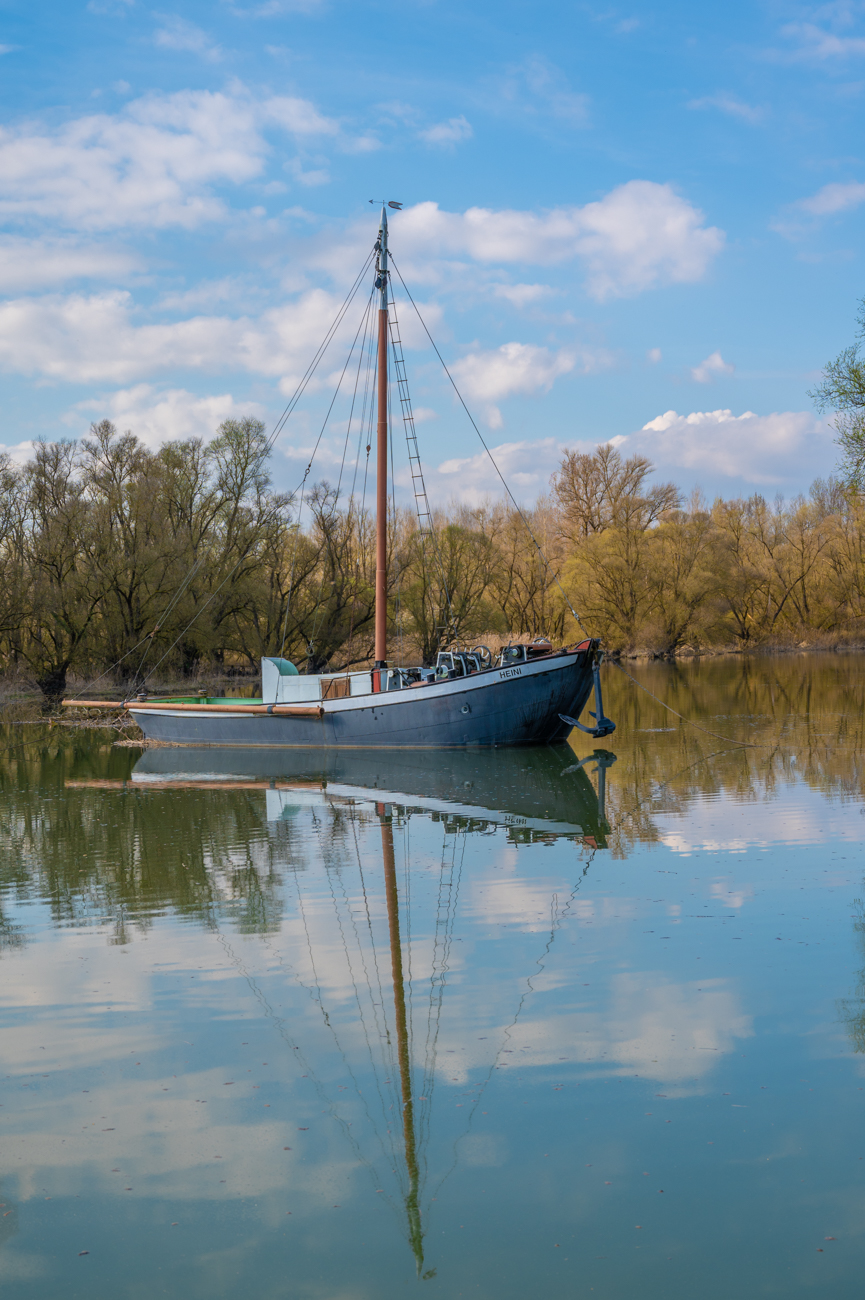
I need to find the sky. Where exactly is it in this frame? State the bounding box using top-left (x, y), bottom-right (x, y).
top-left (0, 0), bottom-right (863, 506)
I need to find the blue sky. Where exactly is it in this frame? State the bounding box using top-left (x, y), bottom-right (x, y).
top-left (0, 0), bottom-right (862, 504)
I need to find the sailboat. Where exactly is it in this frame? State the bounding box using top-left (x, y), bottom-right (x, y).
top-left (78, 204), bottom-right (613, 749)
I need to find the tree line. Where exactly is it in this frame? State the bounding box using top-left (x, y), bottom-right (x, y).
top-left (3, 415), bottom-right (865, 702)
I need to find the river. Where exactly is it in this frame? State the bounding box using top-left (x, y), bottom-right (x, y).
top-left (1, 653), bottom-right (864, 1298)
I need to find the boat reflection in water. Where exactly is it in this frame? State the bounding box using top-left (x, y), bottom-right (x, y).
top-left (132, 744), bottom-right (614, 847)
top-left (129, 743), bottom-right (614, 1274)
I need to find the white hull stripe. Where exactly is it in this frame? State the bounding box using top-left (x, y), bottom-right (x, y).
top-left (128, 653), bottom-right (580, 722)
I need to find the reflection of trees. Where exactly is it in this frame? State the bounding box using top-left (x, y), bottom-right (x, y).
top-left (0, 728), bottom-right (601, 949)
top-left (4, 652), bottom-right (864, 935)
top-left (0, 729), bottom-right (306, 943)
top-left (598, 654), bottom-right (865, 858)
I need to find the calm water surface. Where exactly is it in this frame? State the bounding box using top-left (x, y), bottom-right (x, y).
top-left (2, 654), bottom-right (865, 1298)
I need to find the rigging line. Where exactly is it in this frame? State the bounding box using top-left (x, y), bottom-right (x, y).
top-left (342, 311), bottom-right (378, 666)
top-left (257, 912), bottom-right (401, 1187)
top-left (76, 251), bottom-right (377, 700)
top-left (306, 802), bottom-right (404, 1169)
top-left (335, 290), bottom-right (376, 501)
top-left (213, 928), bottom-right (396, 1214)
top-left (128, 562), bottom-right (206, 687)
top-left (322, 830), bottom-right (403, 1168)
top-left (392, 811), bottom-right (418, 1095)
top-left (66, 629), bottom-right (159, 701)
top-left (389, 254), bottom-right (592, 640)
top-left (142, 284), bottom-right (378, 687)
top-left (288, 812), bottom-right (400, 1170)
top-left (75, 525), bottom-right (230, 699)
top-left (276, 290), bottom-right (378, 661)
top-left (603, 744), bottom-right (751, 853)
top-left (295, 280), bottom-right (378, 516)
top-left (609, 659), bottom-right (761, 748)
top-left (274, 253), bottom-right (379, 499)
top-left (419, 822), bottom-right (459, 1107)
top-left (415, 819), bottom-right (466, 1168)
top-left (350, 309), bottom-right (376, 506)
top-left (265, 247), bottom-right (377, 455)
top-left (388, 370), bottom-right (404, 664)
top-left (360, 349), bottom-right (376, 511)
top-left (427, 850), bottom-right (593, 1209)
top-left (359, 350), bottom-right (376, 556)
top-left (348, 808), bottom-right (397, 1086)
top-left (306, 285), bottom-right (379, 661)
top-left (418, 822), bottom-right (467, 1164)
top-left (320, 803), bottom-right (398, 1099)
top-left (278, 498), bottom-right (308, 660)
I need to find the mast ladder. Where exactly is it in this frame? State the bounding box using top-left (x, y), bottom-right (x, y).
top-left (387, 301), bottom-right (453, 629)
top-left (388, 309), bottom-right (435, 545)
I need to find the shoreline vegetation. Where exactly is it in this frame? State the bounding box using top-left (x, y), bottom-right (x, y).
top-left (3, 418), bottom-right (865, 705)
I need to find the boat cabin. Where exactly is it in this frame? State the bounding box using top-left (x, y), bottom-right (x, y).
top-left (261, 641), bottom-right (558, 704)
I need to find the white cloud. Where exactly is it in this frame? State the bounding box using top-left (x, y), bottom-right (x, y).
top-left (0, 85), bottom-right (342, 232)
top-left (414, 407), bottom-right (836, 504)
top-left (157, 277), bottom-right (257, 313)
top-left (780, 21), bottom-right (865, 60)
top-left (285, 158), bottom-right (331, 187)
top-left (796, 180), bottom-right (865, 215)
top-left (392, 184), bottom-right (724, 300)
top-left (419, 115), bottom-right (473, 147)
top-left (624, 407), bottom-right (833, 488)
top-left (687, 93), bottom-right (764, 123)
top-left (154, 16), bottom-right (222, 62)
top-left (68, 385), bottom-right (266, 448)
top-left (0, 287), bottom-right (354, 384)
top-left (230, 0), bottom-right (325, 13)
top-left (263, 96), bottom-right (339, 137)
top-left (451, 342), bottom-right (579, 402)
top-left (412, 406), bottom-right (437, 423)
top-left (501, 55), bottom-right (591, 127)
top-left (427, 436), bottom-right (562, 504)
top-left (647, 346), bottom-right (662, 363)
top-left (0, 437), bottom-right (42, 466)
top-left (0, 237), bottom-right (142, 290)
top-left (449, 341), bottom-right (599, 428)
top-left (690, 350), bottom-right (734, 383)
top-left (492, 282), bottom-right (554, 307)
top-left (594, 973), bottom-right (753, 1082)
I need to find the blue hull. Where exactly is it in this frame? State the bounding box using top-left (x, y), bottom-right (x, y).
top-left (130, 650), bottom-right (595, 748)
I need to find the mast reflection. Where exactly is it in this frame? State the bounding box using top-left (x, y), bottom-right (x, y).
top-left (61, 744), bottom-right (611, 1272)
top-left (379, 803), bottom-right (424, 1272)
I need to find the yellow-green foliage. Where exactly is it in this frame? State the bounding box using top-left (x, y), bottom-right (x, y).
top-left (4, 426), bottom-right (865, 699)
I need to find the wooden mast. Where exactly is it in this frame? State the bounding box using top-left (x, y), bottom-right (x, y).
top-left (374, 204), bottom-right (389, 678)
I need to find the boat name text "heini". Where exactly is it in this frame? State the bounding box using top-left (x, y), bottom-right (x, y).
top-left (499, 667), bottom-right (523, 680)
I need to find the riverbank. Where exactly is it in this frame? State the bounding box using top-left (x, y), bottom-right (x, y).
top-left (1, 636), bottom-right (864, 714)
top-left (617, 631), bottom-right (865, 660)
